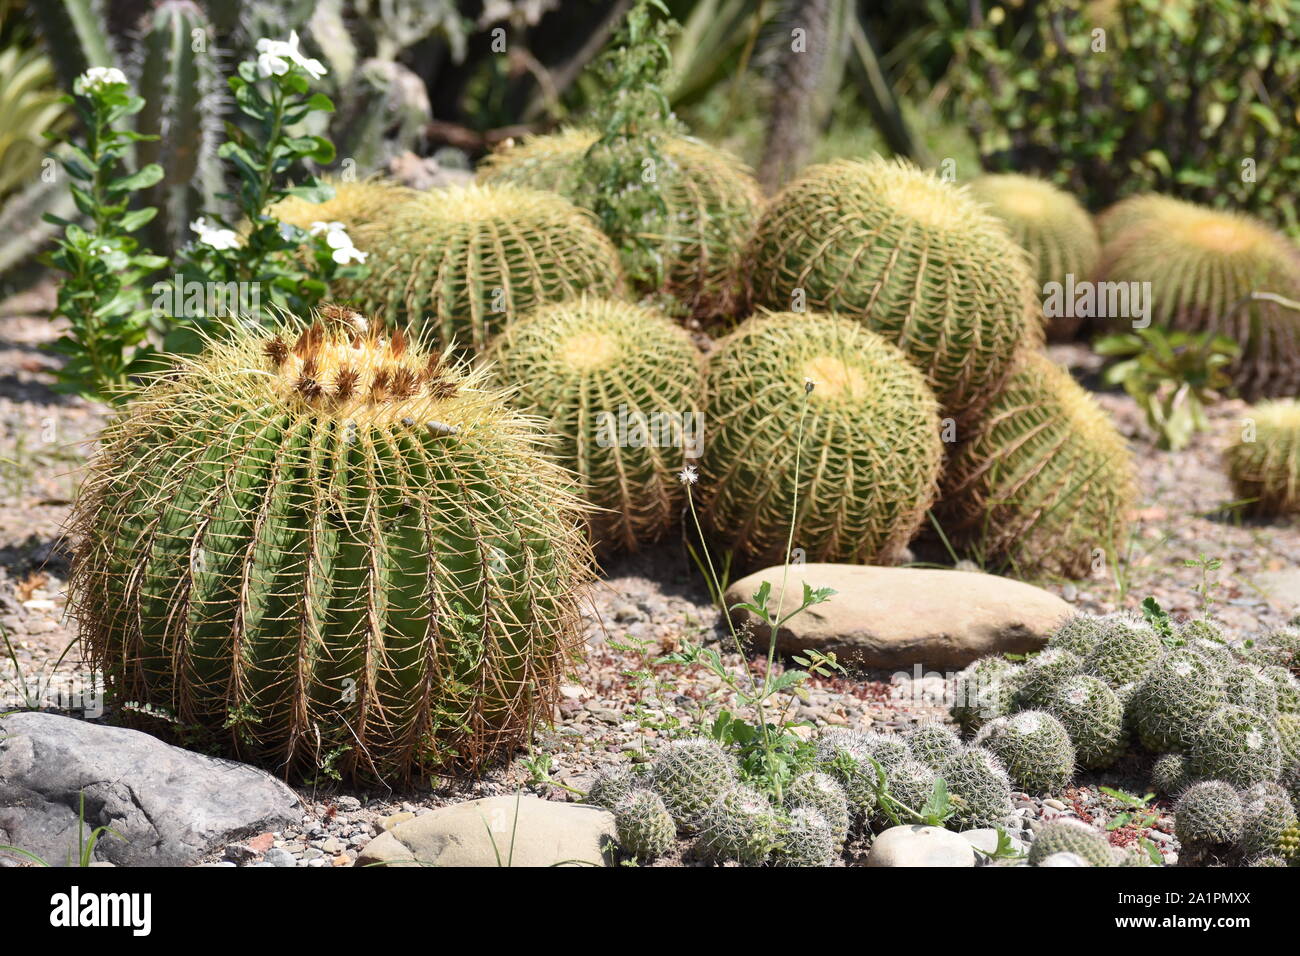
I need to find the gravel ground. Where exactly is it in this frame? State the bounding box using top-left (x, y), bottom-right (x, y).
top-left (2, 285), bottom-right (1294, 866)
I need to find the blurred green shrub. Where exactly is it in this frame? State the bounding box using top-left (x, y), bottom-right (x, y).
top-left (950, 0), bottom-right (1300, 234)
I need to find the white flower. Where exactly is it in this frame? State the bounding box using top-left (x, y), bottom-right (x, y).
top-left (74, 67), bottom-right (128, 95)
top-left (310, 221), bottom-right (365, 264)
top-left (678, 465), bottom-right (699, 485)
top-left (190, 217), bottom-right (240, 251)
top-left (255, 31), bottom-right (326, 81)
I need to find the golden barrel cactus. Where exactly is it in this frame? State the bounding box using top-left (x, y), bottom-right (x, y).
top-left (1226, 400), bottom-right (1300, 516)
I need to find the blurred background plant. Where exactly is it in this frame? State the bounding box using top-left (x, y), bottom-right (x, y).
top-left (1096, 327), bottom-right (1240, 451)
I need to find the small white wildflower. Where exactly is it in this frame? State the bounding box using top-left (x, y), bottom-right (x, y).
top-left (190, 217), bottom-right (239, 251)
top-left (310, 221), bottom-right (366, 264)
top-left (678, 465), bottom-right (698, 485)
top-left (74, 67), bottom-right (128, 94)
top-left (255, 32), bottom-right (326, 81)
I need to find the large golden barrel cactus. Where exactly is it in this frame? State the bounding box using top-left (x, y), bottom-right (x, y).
top-left (67, 307), bottom-right (593, 783)
top-left (486, 296), bottom-right (702, 554)
top-left (969, 173), bottom-right (1100, 341)
top-left (478, 128), bottom-right (762, 320)
top-left (745, 157), bottom-right (1038, 418)
top-left (940, 350), bottom-right (1136, 578)
top-left (1226, 400), bottom-right (1300, 516)
top-left (1095, 196), bottom-right (1300, 399)
top-left (699, 311), bottom-right (943, 568)
top-left (343, 183), bottom-right (625, 353)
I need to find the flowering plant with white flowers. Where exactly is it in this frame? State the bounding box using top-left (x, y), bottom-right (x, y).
top-left (166, 33), bottom-right (365, 346)
top-left (43, 69), bottom-right (166, 400)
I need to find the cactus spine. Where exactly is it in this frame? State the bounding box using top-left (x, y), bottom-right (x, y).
top-left (1225, 400), bottom-right (1300, 517)
top-left (67, 307), bottom-right (592, 782)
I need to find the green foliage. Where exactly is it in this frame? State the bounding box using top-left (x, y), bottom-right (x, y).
top-left (1097, 327), bottom-right (1239, 451)
top-left (1174, 780), bottom-right (1244, 850)
top-left (68, 314), bottom-right (592, 783)
top-left (1028, 819), bottom-right (1114, 868)
top-left (1096, 197), bottom-right (1300, 400)
top-left (974, 710), bottom-right (1076, 794)
top-left (950, 0), bottom-right (1300, 235)
top-left (699, 311), bottom-right (943, 568)
top-left (582, 0), bottom-right (681, 293)
top-left (745, 157), bottom-right (1036, 417)
top-left (614, 789), bottom-right (676, 861)
top-left (0, 36), bottom-right (67, 201)
top-left (344, 184), bottom-right (624, 353)
top-left (168, 41), bottom-right (357, 344)
top-left (1226, 400), bottom-right (1300, 517)
top-left (42, 69), bottom-right (167, 401)
top-left (941, 350), bottom-right (1136, 578)
top-left (486, 296), bottom-right (701, 553)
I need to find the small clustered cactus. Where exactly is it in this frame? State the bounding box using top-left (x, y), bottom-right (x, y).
top-left (1174, 781), bottom-right (1245, 851)
top-left (68, 307), bottom-right (593, 783)
top-left (974, 710), bottom-right (1077, 794)
top-left (693, 786), bottom-right (782, 865)
top-left (614, 789), bottom-right (677, 861)
top-left (785, 772), bottom-right (850, 848)
top-left (771, 807), bottom-right (838, 867)
top-left (1028, 819), bottom-right (1115, 867)
top-left (486, 296), bottom-right (701, 554)
top-left (649, 738), bottom-right (739, 831)
top-left (936, 745), bottom-right (1014, 829)
top-left (1044, 675), bottom-right (1126, 770)
top-left (699, 311), bottom-right (943, 568)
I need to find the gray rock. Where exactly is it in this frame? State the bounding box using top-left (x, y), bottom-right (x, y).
top-left (0, 712), bottom-right (299, 867)
top-left (264, 848), bottom-right (297, 867)
top-left (725, 564), bottom-right (1071, 669)
top-left (1037, 851), bottom-right (1089, 867)
top-left (865, 825), bottom-right (977, 867)
top-left (355, 795), bottom-right (616, 868)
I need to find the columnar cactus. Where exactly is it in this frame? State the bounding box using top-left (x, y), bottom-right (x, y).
top-left (1174, 781), bottom-right (1245, 850)
top-left (486, 296), bottom-right (702, 553)
top-left (745, 157), bottom-right (1038, 418)
top-left (344, 183), bottom-right (625, 352)
top-left (614, 789), bottom-right (677, 860)
top-left (68, 308), bottom-right (592, 782)
top-left (1028, 819), bottom-right (1115, 867)
top-left (974, 710), bottom-right (1077, 793)
top-left (132, 0), bottom-right (224, 255)
top-left (968, 173), bottom-right (1101, 341)
top-left (1096, 196), bottom-right (1300, 399)
top-left (940, 350), bottom-right (1136, 578)
top-left (479, 128), bottom-right (762, 319)
top-left (699, 311), bottom-right (943, 568)
top-left (1226, 400), bottom-right (1300, 516)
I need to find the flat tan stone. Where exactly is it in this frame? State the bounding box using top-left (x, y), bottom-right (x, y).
top-left (724, 564), bottom-right (1071, 670)
top-left (354, 795), bottom-right (616, 868)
